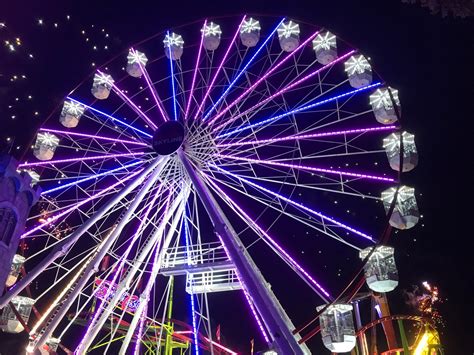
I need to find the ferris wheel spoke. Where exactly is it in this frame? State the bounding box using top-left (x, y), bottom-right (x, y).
top-left (215, 153), bottom-right (395, 183)
top-left (67, 97), bottom-right (153, 139)
top-left (75, 191), bottom-right (186, 353)
top-left (192, 16), bottom-right (247, 120)
top-left (210, 164), bottom-right (374, 242)
top-left (212, 50), bottom-right (356, 134)
top-left (165, 32), bottom-right (180, 121)
top-left (205, 171), bottom-right (365, 250)
top-left (129, 48), bottom-right (170, 122)
top-left (98, 70), bottom-right (159, 130)
top-left (184, 20), bottom-right (207, 120)
top-left (206, 28), bottom-right (322, 126)
top-left (217, 82), bottom-right (382, 139)
top-left (38, 127), bottom-right (149, 147)
top-left (203, 174), bottom-right (333, 302)
top-left (19, 152), bottom-right (145, 169)
top-left (217, 125), bottom-right (396, 151)
top-left (202, 17), bottom-right (285, 121)
top-left (21, 167), bottom-right (145, 239)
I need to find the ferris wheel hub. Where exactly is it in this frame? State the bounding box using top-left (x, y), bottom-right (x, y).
top-left (152, 120), bottom-right (185, 155)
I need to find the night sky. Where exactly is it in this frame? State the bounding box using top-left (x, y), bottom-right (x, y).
top-left (1, 0), bottom-right (472, 353)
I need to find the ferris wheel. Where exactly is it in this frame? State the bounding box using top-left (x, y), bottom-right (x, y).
top-left (0, 15), bottom-right (420, 354)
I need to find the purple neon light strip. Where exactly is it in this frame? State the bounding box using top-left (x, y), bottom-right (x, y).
top-left (98, 70), bottom-right (158, 130)
top-left (217, 82), bottom-right (382, 139)
top-left (21, 168), bottom-right (143, 239)
top-left (39, 127), bottom-right (149, 146)
top-left (166, 31), bottom-right (178, 121)
top-left (184, 20), bottom-right (207, 120)
top-left (206, 177), bottom-right (332, 300)
top-left (67, 97), bottom-right (153, 138)
top-left (217, 125), bottom-right (397, 148)
top-left (216, 153), bottom-right (395, 182)
top-left (212, 50), bottom-right (355, 133)
top-left (206, 28), bottom-right (322, 126)
top-left (19, 152), bottom-right (144, 168)
top-left (132, 48), bottom-right (169, 122)
top-left (202, 17), bottom-right (286, 121)
top-left (211, 164), bottom-right (374, 241)
top-left (193, 16), bottom-right (247, 120)
top-left (41, 160), bottom-right (143, 195)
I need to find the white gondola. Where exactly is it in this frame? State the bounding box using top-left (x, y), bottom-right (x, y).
top-left (126, 49), bottom-right (148, 78)
top-left (33, 132), bottom-right (59, 161)
top-left (277, 20), bottom-right (300, 52)
top-left (344, 55), bottom-right (372, 88)
top-left (23, 170), bottom-right (40, 186)
top-left (360, 245), bottom-right (398, 293)
top-left (5, 254), bottom-right (25, 287)
top-left (370, 87), bottom-right (401, 124)
top-left (164, 32), bottom-right (184, 60)
top-left (381, 185), bottom-right (419, 230)
top-left (202, 22), bottom-right (222, 51)
top-left (383, 131), bottom-right (418, 172)
top-left (240, 17), bottom-right (260, 47)
top-left (317, 303), bottom-right (356, 353)
top-left (91, 72), bottom-right (114, 100)
top-left (312, 31), bottom-right (337, 65)
top-left (0, 296), bottom-right (34, 333)
top-left (59, 100), bottom-right (85, 128)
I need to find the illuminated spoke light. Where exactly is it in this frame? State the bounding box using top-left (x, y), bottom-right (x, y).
top-left (166, 31), bottom-right (179, 121)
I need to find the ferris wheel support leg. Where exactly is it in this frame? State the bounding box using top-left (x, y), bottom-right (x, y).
top-left (178, 150), bottom-right (304, 354)
top-left (31, 158), bottom-right (167, 351)
top-left (118, 205), bottom-right (187, 355)
top-left (75, 192), bottom-right (186, 354)
top-left (0, 158), bottom-right (164, 311)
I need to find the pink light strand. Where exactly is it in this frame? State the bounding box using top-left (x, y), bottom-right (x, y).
top-left (217, 125), bottom-right (397, 148)
top-left (184, 20), bottom-right (207, 120)
top-left (99, 70), bottom-right (158, 130)
top-left (132, 48), bottom-right (169, 123)
top-left (211, 50), bottom-right (355, 133)
top-left (193, 16), bottom-right (247, 120)
top-left (215, 153), bottom-right (395, 182)
top-left (21, 168), bottom-right (143, 239)
top-left (211, 164), bottom-right (374, 241)
top-left (206, 29), bottom-right (321, 126)
top-left (39, 127), bottom-right (149, 146)
top-left (19, 152), bottom-right (144, 168)
top-left (206, 177), bottom-right (332, 300)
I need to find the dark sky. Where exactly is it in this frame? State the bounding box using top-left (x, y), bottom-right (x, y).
top-left (1, 0), bottom-right (472, 353)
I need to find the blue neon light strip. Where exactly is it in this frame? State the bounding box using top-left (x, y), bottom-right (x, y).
top-left (202, 18), bottom-right (286, 121)
top-left (167, 31), bottom-right (178, 121)
top-left (41, 160), bottom-right (143, 195)
top-left (67, 97), bottom-right (153, 138)
top-left (217, 82), bottom-right (382, 138)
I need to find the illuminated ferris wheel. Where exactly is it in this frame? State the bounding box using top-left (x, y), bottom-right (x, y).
top-left (0, 15), bottom-right (420, 354)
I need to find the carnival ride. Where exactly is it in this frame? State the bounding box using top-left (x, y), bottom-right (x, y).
top-left (0, 14), bottom-right (442, 354)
